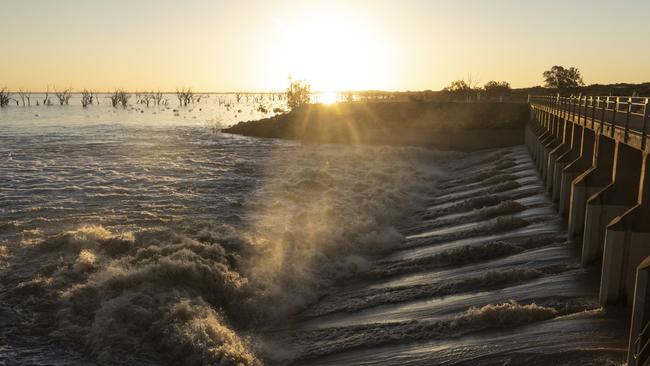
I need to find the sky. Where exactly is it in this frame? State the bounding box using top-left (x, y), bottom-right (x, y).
top-left (1, 0), bottom-right (649, 92)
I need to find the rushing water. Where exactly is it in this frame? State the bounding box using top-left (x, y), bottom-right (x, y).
top-left (0, 99), bottom-right (628, 365)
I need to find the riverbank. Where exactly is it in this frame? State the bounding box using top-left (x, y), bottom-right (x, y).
top-left (223, 101), bottom-right (529, 150)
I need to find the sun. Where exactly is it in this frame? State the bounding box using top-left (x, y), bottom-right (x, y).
top-left (319, 92), bottom-right (338, 105)
top-left (264, 12), bottom-right (392, 92)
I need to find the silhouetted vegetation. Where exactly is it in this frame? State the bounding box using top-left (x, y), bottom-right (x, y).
top-left (109, 90), bottom-right (129, 108)
top-left (0, 88), bottom-right (12, 107)
top-left (17, 88), bottom-right (31, 106)
top-left (444, 80), bottom-right (476, 101)
top-left (542, 65), bottom-right (584, 94)
top-left (224, 102), bottom-right (528, 149)
top-left (286, 76), bottom-right (311, 110)
top-left (176, 87), bottom-right (194, 106)
top-left (54, 88), bottom-right (72, 105)
top-left (483, 81), bottom-right (511, 99)
top-left (41, 87), bottom-right (52, 106)
top-left (81, 90), bottom-right (95, 107)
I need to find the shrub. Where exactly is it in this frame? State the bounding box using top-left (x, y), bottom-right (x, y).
top-left (286, 76), bottom-right (311, 111)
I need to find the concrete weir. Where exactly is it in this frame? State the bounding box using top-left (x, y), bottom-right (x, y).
top-left (558, 127), bottom-right (595, 216)
top-left (568, 134), bottom-right (615, 239)
top-left (600, 153), bottom-right (650, 306)
top-left (528, 95), bottom-right (650, 365)
top-left (582, 142), bottom-right (642, 266)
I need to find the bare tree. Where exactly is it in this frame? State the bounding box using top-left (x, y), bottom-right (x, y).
top-left (109, 89), bottom-right (129, 108)
top-left (141, 91), bottom-right (154, 107)
top-left (153, 90), bottom-right (164, 105)
top-left (175, 87), bottom-right (194, 106)
top-left (0, 88), bottom-right (12, 107)
top-left (81, 89), bottom-right (94, 107)
top-left (119, 90), bottom-right (130, 107)
top-left (42, 86), bottom-right (52, 106)
top-left (17, 88), bottom-right (32, 106)
top-left (54, 88), bottom-right (72, 105)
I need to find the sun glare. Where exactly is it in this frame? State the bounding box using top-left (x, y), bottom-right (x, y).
top-left (319, 92), bottom-right (337, 104)
top-left (264, 12), bottom-right (392, 92)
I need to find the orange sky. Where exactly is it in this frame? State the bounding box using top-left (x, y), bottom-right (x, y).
top-left (1, 0), bottom-right (649, 92)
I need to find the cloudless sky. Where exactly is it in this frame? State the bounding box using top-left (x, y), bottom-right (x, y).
top-left (1, 0), bottom-right (649, 91)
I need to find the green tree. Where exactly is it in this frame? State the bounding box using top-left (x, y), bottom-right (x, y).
top-left (443, 80), bottom-right (473, 101)
top-left (483, 81), bottom-right (511, 99)
top-left (286, 75), bottom-right (311, 111)
top-left (542, 66), bottom-right (584, 93)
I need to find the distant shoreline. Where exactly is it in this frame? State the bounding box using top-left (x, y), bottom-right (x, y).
top-left (223, 101), bottom-right (529, 151)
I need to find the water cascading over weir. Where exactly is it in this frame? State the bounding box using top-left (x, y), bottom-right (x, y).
top-left (526, 95), bottom-right (650, 365)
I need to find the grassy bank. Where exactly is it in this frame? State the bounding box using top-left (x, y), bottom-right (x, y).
top-left (223, 101), bottom-right (529, 150)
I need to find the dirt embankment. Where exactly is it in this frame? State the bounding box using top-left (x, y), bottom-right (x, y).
top-left (223, 101), bottom-right (529, 150)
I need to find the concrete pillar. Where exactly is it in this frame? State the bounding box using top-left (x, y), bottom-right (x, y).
top-left (536, 128), bottom-right (554, 172)
top-left (535, 109), bottom-right (556, 172)
top-left (551, 123), bottom-right (582, 202)
top-left (600, 153), bottom-right (650, 306)
top-left (531, 121), bottom-right (546, 162)
top-left (582, 143), bottom-right (643, 266)
top-left (542, 117), bottom-right (564, 180)
top-left (558, 128), bottom-right (596, 215)
top-left (544, 119), bottom-right (568, 191)
top-left (568, 135), bottom-right (616, 240)
top-left (627, 257), bottom-right (650, 366)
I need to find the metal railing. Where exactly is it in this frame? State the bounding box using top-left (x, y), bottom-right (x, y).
top-left (634, 318), bottom-right (650, 365)
top-left (529, 95), bottom-right (650, 150)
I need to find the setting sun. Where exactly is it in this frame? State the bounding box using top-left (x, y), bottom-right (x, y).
top-left (263, 11), bottom-right (392, 92)
top-left (319, 91), bottom-right (338, 104)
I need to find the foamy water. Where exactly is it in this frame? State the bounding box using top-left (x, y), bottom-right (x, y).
top-left (1, 100), bottom-right (627, 365)
top-left (263, 146), bottom-right (628, 366)
top-left (0, 99), bottom-right (443, 364)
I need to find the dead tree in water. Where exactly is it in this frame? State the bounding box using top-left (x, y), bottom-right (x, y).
top-left (42, 87), bottom-right (52, 106)
top-left (17, 89), bottom-right (32, 106)
top-left (153, 91), bottom-right (164, 105)
top-left (109, 89), bottom-right (130, 108)
top-left (54, 88), bottom-right (72, 105)
top-left (81, 89), bottom-right (94, 107)
top-left (141, 92), bottom-right (154, 107)
top-left (0, 88), bottom-right (12, 107)
top-left (175, 87), bottom-right (194, 106)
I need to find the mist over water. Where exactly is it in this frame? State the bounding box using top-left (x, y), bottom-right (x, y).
top-left (0, 99), bottom-right (443, 364)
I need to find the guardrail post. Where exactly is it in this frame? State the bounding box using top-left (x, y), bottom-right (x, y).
top-left (642, 98), bottom-right (649, 151)
top-left (591, 96), bottom-right (596, 129)
top-left (571, 95), bottom-right (576, 122)
top-left (611, 97), bottom-right (618, 138)
top-left (582, 96), bottom-right (588, 126)
top-left (601, 96), bottom-right (608, 134)
top-left (625, 98), bottom-right (633, 143)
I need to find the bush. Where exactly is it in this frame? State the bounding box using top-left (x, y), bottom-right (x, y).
top-left (286, 76), bottom-right (311, 111)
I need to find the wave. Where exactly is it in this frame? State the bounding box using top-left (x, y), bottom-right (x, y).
top-left (427, 180), bottom-right (521, 207)
top-left (420, 194), bottom-right (508, 219)
top-left (403, 215), bottom-right (529, 250)
top-left (365, 241), bottom-right (525, 279)
top-left (288, 300), bottom-right (560, 360)
top-left (304, 268), bottom-right (545, 317)
top-left (2, 144), bottom-right (442, 365)
top-left (405, 200), bottom-right (525, 234)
